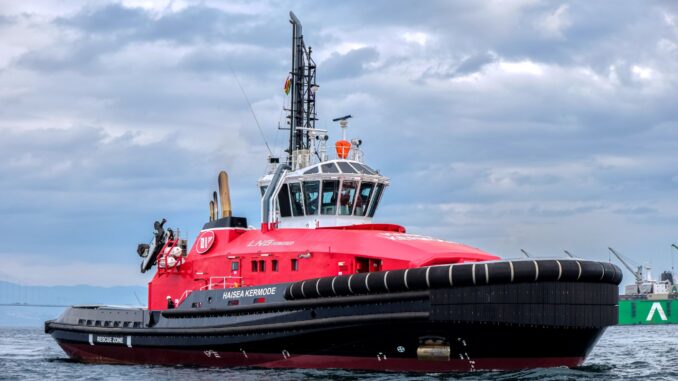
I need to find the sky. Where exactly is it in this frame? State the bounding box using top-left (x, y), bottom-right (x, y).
top-left (0, 0), bottom-right (677, 286)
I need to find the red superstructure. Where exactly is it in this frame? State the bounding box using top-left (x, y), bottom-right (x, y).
top-left (148, 222), bottom-right (499, 310)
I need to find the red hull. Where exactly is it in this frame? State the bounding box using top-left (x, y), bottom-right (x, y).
top-left (59, 342), bottom-right (584, 372)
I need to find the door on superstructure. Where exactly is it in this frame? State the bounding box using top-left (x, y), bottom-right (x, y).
top-left (229, 258), bottom-right (242, 287)
top-left (370, 259), bottom-right (382, 272)
top-left (356, 257), bottom-right (370, 273)
top-left (355, 257), bottom-right (383, 273)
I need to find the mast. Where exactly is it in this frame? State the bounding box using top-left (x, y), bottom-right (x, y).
top-left (287, 11), bottom-right (318, 169)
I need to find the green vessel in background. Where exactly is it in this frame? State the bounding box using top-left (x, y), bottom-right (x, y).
top-left (610, 247), bottom-right (678, 325)
top-left (618, 299), bottom-right (678, 325)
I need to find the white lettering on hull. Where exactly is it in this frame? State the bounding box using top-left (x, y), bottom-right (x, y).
top-left (378, 232), bottom-right (454, 243)
top-left (95, 336), bottom-right (125, 344)
top-left (246, 240), bottom-right (295, 247)
top-left (222, 286), bottom-right (277, 299)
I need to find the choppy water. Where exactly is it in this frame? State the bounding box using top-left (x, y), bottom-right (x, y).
top-left (1, 325), bottom-right (676, 380)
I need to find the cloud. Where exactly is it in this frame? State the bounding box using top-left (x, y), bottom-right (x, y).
top-left (534, 4), bottom-right (571, 39)
top-left (321, 47), bottom-right (379, 80)
top-left (1, 1), bottom-right (678, 286)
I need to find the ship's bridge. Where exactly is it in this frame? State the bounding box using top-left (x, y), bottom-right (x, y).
top-left (258, 159), bottom-right (389, 228)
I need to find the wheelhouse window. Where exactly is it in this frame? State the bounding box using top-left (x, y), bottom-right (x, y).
top-left (352, 162), bottom-right (377, 175)
top-left (304, 166), bottom-right (319, 174)
top-left (291, 258), bottom-right (299, 271)
top-left (231, 261), bottom-right (239, 271)
top-left (272, 259), bottom-right (279, 272)
top-left (259, 260), bottom-right (266, 272)
top-left (321, 162), bottom-right (339, 173)
top-left (337, 161), bottom-right (357, 173)
top-left (368, 183), bottom-right (384, 217)
top-left (354, 182), bottom-right (375, 216)
top-left (278, 183), bottom-right (292, 217)
top-left (339, 180), bottom-right (358, 215)
top-left (321, 180), bottom-right (339, 215)
top-left (251, 260), bottom-right (258, 272)
top-left (289, 182), bottom-right (305, 217)
top-left (303, 180), bottom-right (320, 215)
top-left (260, 185), bottom-right (268, 197)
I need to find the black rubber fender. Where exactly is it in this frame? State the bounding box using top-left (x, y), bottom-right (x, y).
top-left (537, 260), bottom-right (561, 281)
top-left (512, 261), bottom-right (538, 282)
top-left (386, 269), bottom-right (408, 292)
top-left (316, 276), bottom-right (335, 297)
top-left (559, 260), bottom-right (582, 281)
top-left (428, 265), bottom-right (453, 288)
top-left (487, 261), bottom-right (512, 283)
top-left (452, 263), bottom-right (474, 286)
top-left (406, 267), bottom-right (429, 290)
top-left (284, 259), bottom-right (623, 300)
top-left (349, 272), bottom-right (370, 294)
top-left (366, 271), bottom-right (389, 293)
top-left (579, 261), bottom-right (605, 282)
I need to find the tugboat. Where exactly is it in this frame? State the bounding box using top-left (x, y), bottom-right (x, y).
top-left (610, 247), bottom-right (678, 325)
top-left (45, 12), bottom-right (622, 372)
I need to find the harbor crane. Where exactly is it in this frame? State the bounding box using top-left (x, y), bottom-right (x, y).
top-left (608, 247), bottom-right (644, 284)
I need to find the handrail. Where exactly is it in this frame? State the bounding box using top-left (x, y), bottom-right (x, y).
top-left (178, 276), bottom-right (245, 306)
top-left (261, 164), bottom-right (291, 224)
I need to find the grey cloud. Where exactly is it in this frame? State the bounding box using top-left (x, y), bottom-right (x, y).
top-left (0, 124), bottom-right (267, 262)
top-left (2, 1), bottom-right (678, 283)
top-left (178, 46), bottom-right (287, 76)
top-left (57, 3), bottom-right (148, 33)
top-left (321, 47), bottom-right (379, 80)
top-left (454, 51), bottom-right (497, 76)
top-left (613, 206), bottom-right (658, 215)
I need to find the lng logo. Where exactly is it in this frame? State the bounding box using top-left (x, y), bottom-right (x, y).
top-left (246, 239), bottom-right (294, 247)
top-left (378, 232), bottom-right (454, 244)
top-left (646, 302), bottom-right (668, 321)
top-left (196, 230), bottom-right (215, 254)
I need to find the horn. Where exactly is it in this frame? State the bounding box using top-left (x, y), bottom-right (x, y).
top-left (213, 191), bottom-right (219, 219)
top-left (209, 200), bottom-right (216, 221)
top-left (218, 170), bottom-right (232, 218)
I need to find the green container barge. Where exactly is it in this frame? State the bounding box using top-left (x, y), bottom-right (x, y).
top-left (610, 247), bottom-right (678, 325)
top-left (619, 298), bottom-right (678, 325)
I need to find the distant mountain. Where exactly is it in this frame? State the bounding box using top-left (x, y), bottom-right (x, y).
top-left (0, 281), bottom-right (147, 327)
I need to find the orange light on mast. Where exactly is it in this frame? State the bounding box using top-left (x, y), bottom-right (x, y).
top-left (335, 140), bottom-right (351, 159)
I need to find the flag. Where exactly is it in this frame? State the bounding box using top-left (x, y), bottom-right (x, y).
top-left (283, 75), bottom-right (291, 95)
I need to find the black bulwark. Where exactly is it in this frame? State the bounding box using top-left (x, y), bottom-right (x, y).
top-left (202, 216), bottom-right (248, 230)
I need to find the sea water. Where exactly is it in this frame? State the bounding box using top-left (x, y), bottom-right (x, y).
top-left (1, 325), bottom-right (677, 380)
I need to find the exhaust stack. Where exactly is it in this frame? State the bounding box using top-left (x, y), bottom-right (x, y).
top-left (209, 200), bottom-right (216, 221)
top-left (212, 191), bottom-right (219, 219)
top-left (218, 171), bottom-right (232, 218)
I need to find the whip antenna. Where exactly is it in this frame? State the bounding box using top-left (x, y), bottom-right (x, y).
top-left (228, 64), bottom-right (273, 156)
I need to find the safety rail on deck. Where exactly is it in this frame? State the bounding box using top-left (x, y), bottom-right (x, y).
top-left (177, 276), bottom-right (244, 306)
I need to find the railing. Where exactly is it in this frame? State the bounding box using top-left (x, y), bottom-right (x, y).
top-left (177, 276), bottom-right (244, 306)
top-left (203, 276), bottom-right (243, 290)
